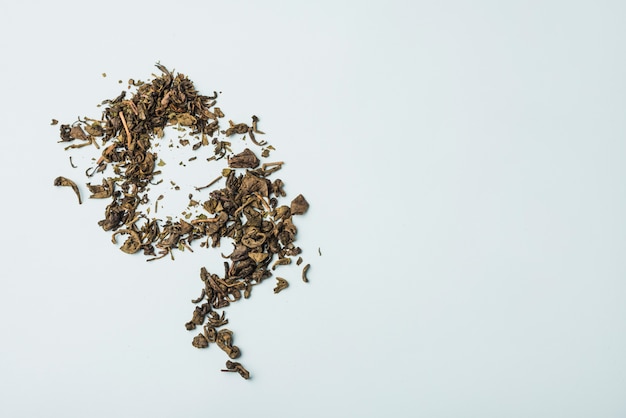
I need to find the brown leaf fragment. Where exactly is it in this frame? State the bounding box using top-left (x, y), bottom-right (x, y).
top-left (173, 113), bottom-right (197, 126)
top-left (216, 329), bottom-right (241, 359)
top-left (191, 289), bottom-right (205, 304)
top-left (86, 178), bottom-right (115, 199)
top-left (237, 172), bottom-right (270, 199)
top-left (111, 229), bottom-right (142, 254)
top-left (290, 194), bottom-right (309, 215)
top-left (272, 205), bottom-right (291, 221)
top-left (228, 148), bottom-right (260, 169)
top-left (59, 124), bottom-right (73, 141)
top-left (192, 333), bottom-right (209, 348)
top-left (248, 252), bottom-right (268, 263)
top-left (302, 263), bottom-right (310, 283)
top-left (204, 326), bottom-right (218, 343)
top-left (272, 257), bottom-right (291, 270)
top-left (221, 360), bottom-right (250, 379)
top-left (69, 126), bottom-right (90, 141)
top-left (54, 176), bottom-right (82, 204)
top-left (84, 123), bottom-right (104, 137)
top-left (274, 277), bottom-right (289, 294)
top-left (251, 115), bottom-right (264, 134)
top-left (223, 120), bottom-right (250, 136)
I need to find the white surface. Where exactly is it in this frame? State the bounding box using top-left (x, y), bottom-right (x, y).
top-left (1, 1), bottom-right (625, 417)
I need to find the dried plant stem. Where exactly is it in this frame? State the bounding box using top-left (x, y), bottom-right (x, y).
top-left (195, 175), bottom-right (223, 191)
top-left (119, 111), bottom-right (132, 148)
top-left (97, 143), bottom-right (117, 164)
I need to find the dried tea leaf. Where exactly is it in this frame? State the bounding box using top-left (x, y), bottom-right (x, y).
top-left (112, 229), bottom-right (143, 254)
top-left (223, 120), bottom-right (250, 136)
top-left (274, 277), bottom-right (289, 294)
top-left (86, 178), bottom-right (114, 199)
top-left (221, 360), bottom-right (250, 380)
top-left (84, 123), bottom-right (104, 137)
top-left (69, 126), bottom-right (90, 141)
top-left (53, 176), bottom-right (82, 204)
top-left (248, 252), bottom-right (269, 263)
top-left (290, 194), bottom-right (309, 215)
top-left (228, 148), bottom-right (260, 169)
top-left (173, 113), bottom-right (197, 126)
top-left (192, 333), bottom-right (209, 348)
top-left (272, 257), bottom-right (292, 270)
top-left (216, 329), bottom-right (240, 359)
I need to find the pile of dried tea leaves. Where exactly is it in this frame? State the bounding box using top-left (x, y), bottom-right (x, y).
top-left (54, 64), bottom-right (310, 379)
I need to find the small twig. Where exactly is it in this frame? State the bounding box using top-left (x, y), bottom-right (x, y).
top-left (261, 161), bottom-right (284, 176)
top-left (195, 175), bottom-right (223, 191)
top-left (190, 217), bottom-right (222, 225)
top-left (124, 100), bottom-right (139, 115)
top-left (119, 111), bottom-right (132, 148)
top-left (97, 143), bottom-right (117, 164)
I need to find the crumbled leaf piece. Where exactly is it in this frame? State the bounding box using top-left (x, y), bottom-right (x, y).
top-left (216, 329), bottom-right (240, 359)
top-left (86, 178), bottom-right (114, 199)
top-left (228, 148), bottom-right (260, 168)
top-left (274, 277), bottom-right (289, 294)
top-left (272, 257), bottom-right (292, 270)
top-left (221, 360), bottom-right (250, 379)
top-left (248, 252), bottom-right (268, 263)
top-left (112, 229), bottom-right (142, 254)
top-left (192, 334), bottom-right (209, 348)
top-left (302, 264), bottom-right (310, 283)
top-left (291, 194), bottom-right (309, 215)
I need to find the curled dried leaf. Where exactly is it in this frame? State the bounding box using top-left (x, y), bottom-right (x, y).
top-left (221, 360), bottom-right (250, 379)
top-left (111, 229), bottom-right (142, 254)
top-left (86, 178), bottom-right (115, 199)
top-left (272, 257), bottom-right (291, 270)
top-left (274, 277), bottom-right (289, 294)
top-left (216, 329), bottom-right (240, 359)
top-left (54, 176), bottom-right (82, 204)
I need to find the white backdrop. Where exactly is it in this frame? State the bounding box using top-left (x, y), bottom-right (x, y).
top-left (1, 1), bottom-right (625, 417)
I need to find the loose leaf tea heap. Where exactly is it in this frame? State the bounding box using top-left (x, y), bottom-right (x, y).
top-left (54, 64), bottom-right (311, 379)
